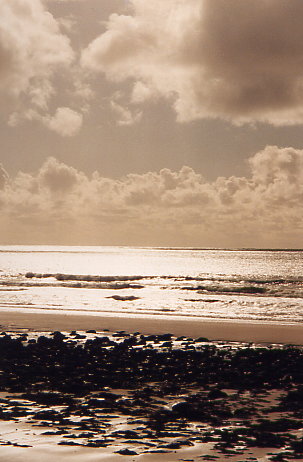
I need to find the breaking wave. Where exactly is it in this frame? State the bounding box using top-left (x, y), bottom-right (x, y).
top-left (179, 275), bottom-right (303, 298)
top-left (184, 275), bottom-right (303, 285)
top-left (25, 272), bottom-right (148, 283)
top-left (1, 281), bottom-right (144, 290)
top-left (184, 285), bottom-right (267, 295)
top-left (0, 271), bottom-right (300, 298)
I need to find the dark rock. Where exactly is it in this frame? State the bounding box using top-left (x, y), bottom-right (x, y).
top-left (157, 334), bottom-right (173, 341)
top-left (32, 410), bottom-right (61, 421)
top-left (115, 448), bottom-right (138, 455)
top-left (95, 391), bottom-right (120, 400)
top-left (21, 392), bottom-right (75, 406)
top-left (87, 398), bottom-right (115, 409)
top-left (208, 389), bottom-right (228, 399)
top-left (58, 441), bottom-right (81, 446)
top-left (51, 331), bottom-right (66, 341)
top-left (107, 295), bottom-right (140, 301)
top-left (290, 437), bottom-right (303, 454)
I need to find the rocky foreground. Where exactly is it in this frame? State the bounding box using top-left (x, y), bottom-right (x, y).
top-left (0, 330), bottom-right (302, 461)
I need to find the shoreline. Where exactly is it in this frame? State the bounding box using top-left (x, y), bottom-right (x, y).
top-left (0, 314), bottom-right (303, 461)
top-left (0, 308), bottom-right (302, 344)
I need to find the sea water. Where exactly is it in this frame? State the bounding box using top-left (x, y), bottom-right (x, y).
top-left (0, 245), bottom-right (303, 323)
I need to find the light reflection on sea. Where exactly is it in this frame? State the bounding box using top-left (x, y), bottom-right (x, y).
top-left (0, 246), bottom-right (303, 323)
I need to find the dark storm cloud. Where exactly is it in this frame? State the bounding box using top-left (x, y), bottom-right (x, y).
top-left (82, 0), bottom-right (303, 125)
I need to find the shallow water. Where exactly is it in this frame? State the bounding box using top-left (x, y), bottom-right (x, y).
top-left (0, 245), bottom-right (303, 323)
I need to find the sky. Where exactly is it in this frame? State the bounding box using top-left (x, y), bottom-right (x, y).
top-left (1, 0), bottom-right (303, 248)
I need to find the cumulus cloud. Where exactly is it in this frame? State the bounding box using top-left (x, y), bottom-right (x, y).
top-left (82, 0), bottom-right (303, 126)
top-left (250, 146), bottom-right (303, 185)
top-left (8, 106), bottom-right (84, 137)
top-left (37, 157), bottom-right (86, 192)
top-left (43, 107), bottom-right (83, 136)
top-left (0, 0), bottom-right (87, 135)
top-left (110, 101), bottom-right (142, 126)
top-left (0, 0), bottom-right (74, 98)
top-left (1, 146), bottom-right (303, 246)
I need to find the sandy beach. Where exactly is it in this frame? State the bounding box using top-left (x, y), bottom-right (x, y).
top-left (0, 308), bottom-right (302, 345)
top-left (0, 310), bottom-right (302, 462)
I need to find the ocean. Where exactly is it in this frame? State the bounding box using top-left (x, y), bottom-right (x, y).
top-left (0, 245), bottom-right (303, 324)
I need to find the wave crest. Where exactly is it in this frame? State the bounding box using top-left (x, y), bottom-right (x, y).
top-left (25, 272), bottom-right (147, 283)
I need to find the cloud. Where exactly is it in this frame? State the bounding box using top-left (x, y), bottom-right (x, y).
top-left (1, 146), bottom-right (303, 246)
top-left (0, 0), bottom-right (86, 134)
top-left (37, 157), bottom-right (85, 192)
top-left (250, 146), bottom-right (303, 185)
top-left (46, 0), bottom-right (86, 2)
top-left (0, 164), bottom-right (9, 190)
top-left (8, 106), bottom-right (84, 137)
top-left (82, 0), bottom-right (303, 126)
top-left (0, 0), bottom-right (74, 99)
top-left (110, 100), bottom-right (142, 126)
top-left (43, 107), bottom-right (83, 136)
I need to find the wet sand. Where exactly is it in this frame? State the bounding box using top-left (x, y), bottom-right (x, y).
top-left (0, 310), bottom-right (302, 461)
top-left (0, 308), bottom-right (303, 345)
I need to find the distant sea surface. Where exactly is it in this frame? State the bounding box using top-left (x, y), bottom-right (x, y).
top-left (0, 246), bottom-right (303, 324)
